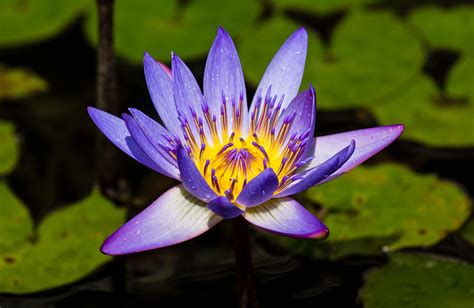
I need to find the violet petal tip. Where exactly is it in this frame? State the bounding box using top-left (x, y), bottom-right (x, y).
top-left (100, 239), bottom-right (115, 256)
top-left (295, 27), bottom-right (308, 37)
top-left (86, 106), bottom-right (96, 117)
top-left (217, 26), bottom-right (228, 35)
top-left (309, 226), bottom-right (329, 240)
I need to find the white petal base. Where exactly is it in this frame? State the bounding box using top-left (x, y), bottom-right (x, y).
top-left (101, 185), bottom-right (222, 255)
top-left (243, 197), bottom-right (328, 239)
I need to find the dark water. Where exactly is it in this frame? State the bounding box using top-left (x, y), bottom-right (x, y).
top-left (0, 4), bottom-right (473, 307)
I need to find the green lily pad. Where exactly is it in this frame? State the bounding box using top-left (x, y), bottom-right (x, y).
top-left (239, 11), bottom-right (424, 109)
top-left (311, 164), bottom-right (471, 250)
top-left (0, 0), bottom-right (89, 47)
top-left (0, 65), bottom-right (48, 100)
top-left (460, 218), bottom-right (474, 247)
top-left (446, 56), bottom-right (474, 103)
top-left (409, 6), bottom-right (474, 55)
top-left (266, 164), bottom-right (471, 259)
top-left (373, 74), bottom-right (474, 147)
top-left (0, 181), bottom-right (32, 255)
top-left (311, 10), bottom-right (424, 109)
top-left (271, 0), bottom-right (375, 14)
top-left (360, 253), bottom-right (474, 308)
top-left (84, 0), bottom-right (260, 63)
top-left (0, 121), bottom-right (19, 176)
top-left (0, 185), bottom-right (125, 294)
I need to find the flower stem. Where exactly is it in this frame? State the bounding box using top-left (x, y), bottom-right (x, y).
top-left (233, 217), bottom-right (258, 308)
top-left (96, 0), bottom-right (119, 191)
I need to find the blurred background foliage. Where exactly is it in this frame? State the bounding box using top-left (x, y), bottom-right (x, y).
top-left (0, 0), bottom-right (472, 307)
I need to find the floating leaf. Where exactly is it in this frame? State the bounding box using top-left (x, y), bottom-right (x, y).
top-left (239, 11), bottom-right (424, 109)
top-left (0, 65), bottom-right (48, 99)
top-left (0, 186), bottom-right (125, 294)
top-left (446, 56), bottom-right (474, 103)
top-left (460, 218), bottom-right (474, 247)
top-left (0, 181), bottom-right (32, 255)
top-left (373, 75), bottom-right (474, 147)
top-left (0, 0), bottom-right (89, 47)
top-left (271, 0), bottom-right (375, 14)
top-left (360, 253), bottom-right (474, 308)
top-left (409, 6), bottom-right (474, 55)
top-left (310, 164), bottom-right (471, 250)
top-left (310, 10), bottom-right (424, 109)
top-left (266, 164), bottom-right (471, 259)
top-left (0, 121), bottom-right (19, 176)
top-left (84, 0), bottom-right (260, 63)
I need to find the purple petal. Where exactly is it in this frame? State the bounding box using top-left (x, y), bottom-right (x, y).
top-left (243, 197), bottom-right (328, 239)
top-left (129, 108), bottom-right (179, 172)
top-left (144, 52), bottom-right (181, 136)
top-left (101, 185), bottom-right (222, 255)
top-left (250, 28), bottom-right (307, 113)
top-left (176, 145), bottom-right (217, 202)
top-left (275, 85), bottom-right (315, 153)
top-left (128, 108), bottom-right (178, 168)
top-left (87, 107), bottom-right (163, 173)
top-left (276, 140), bottom-right (355, 197)
top-left (236, 168), bottom-right (279, 207)
top-left (172, 53), bottom-right (211, 144)
top-left (128, 108), bottom-right (179, 152)
top-left (123, 113), bottom-right (180, 179)
top-left (207, 196), bottom-right (244, 219)
top-left (301, 125), bottom-right (404, 184)
top-left (204, 27), bottom-right (248, 135)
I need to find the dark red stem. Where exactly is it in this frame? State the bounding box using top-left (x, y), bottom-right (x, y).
top-left (96, 0), bottom-right (119, 191)
top-left (233, 217), bottom-right (258, 308)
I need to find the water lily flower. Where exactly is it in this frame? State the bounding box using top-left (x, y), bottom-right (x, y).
top-left (88, 27), bottom-right (404, 255)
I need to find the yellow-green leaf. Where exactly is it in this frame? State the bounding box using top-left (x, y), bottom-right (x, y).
top-left (0, 185), bottom-right (125, 294)
top-left (271, 0), bottom-right (376, 14)
top-left (84, 0), bottom-right (261, 63)
top-left (409, 5), bottom-right (474, 55)
top-left (0, 0), bottom-right (90, 47)
top-left (0, 121), bottom-right (19, 176)
top-left (360, 253), bottom-right (474, 308)
top-left (373, 75), bottom-right (474, 147)
top-left (0, 65), bottom-right (48, 100)
top-left (0, 181), bottom-right (32, 255)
